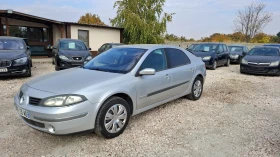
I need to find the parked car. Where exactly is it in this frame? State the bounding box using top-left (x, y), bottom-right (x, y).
top-left (186, 44), bottom-right (198, 52)
top-left (97, 43), bottom-right (124, 55)
top-left (240, 46), bottom-right (280, 76)
top-left (14, 45), bottom-right (206, 138)
top-left (191, 43), bottom-right (230, 70)
top-left (52, 39), bottom-right (92, 71)
top-left (228, 45), bottom-right (250, 64)
top-left (264, 44), bottom-right (280, 48)
top-left (0, 36), bottom-right (32, 77)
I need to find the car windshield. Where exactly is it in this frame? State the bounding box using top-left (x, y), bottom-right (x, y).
top-left (83, 48), bottom-right (147, 74)
top-left (247, 48), bottom-right (279, 56)
top-left (192, 44), bottom-right (219, 53)
top-left (60, 40), bottom-right (87, 50)
top-left (228, 46), bottom-right (243, 52)
top-left (0, 39), bottom-right (25, 50)
top-left (188, 44), bottom-right (197, 50)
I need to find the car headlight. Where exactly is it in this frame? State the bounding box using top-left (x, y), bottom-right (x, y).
top-left (203, 56), bottom-right (211, 61)
top-left (42, 95), bottom-right (86, 107)
top-left (86, 56), bottom-right (93, 61)
top-left (241, 58), bottom-right (248, 64)
top-left (270, 61), bottom-right (279, 67)
top-left (59, 55), bottom-right (69, 61)
top-left (14, 57), bottom-right (28, 65)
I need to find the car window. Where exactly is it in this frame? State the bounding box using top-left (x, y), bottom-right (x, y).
top-left (165, 48), bottom-right (191, 68)
top-left (59, 40), bottom-right (87, 51)
top-left (0, 39), bottom-right (25, 50)
top-left (223, 45), bottom-right (228, 52)
top-left (140, 49), bottom-right (167, 72)
top-left (104, 44), bottom-right (112, 51)
top-left (99, 44), bottom-right (107, 51)
top-left (217, 45), bottom-right (223, 53)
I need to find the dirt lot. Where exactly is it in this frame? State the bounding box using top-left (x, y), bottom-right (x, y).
top-left (1, 62), bottom-right (280, 157)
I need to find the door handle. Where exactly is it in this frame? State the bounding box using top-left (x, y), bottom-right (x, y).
top-left (165, 74), bottom-right (170, 79)
top-left (190, 68), bottom-right (195, 72)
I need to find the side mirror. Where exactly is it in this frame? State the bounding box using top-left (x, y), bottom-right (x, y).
top-left (88, 48), bottom-right (92, 50)
top-left (26, 46), bottom-right (30, 49)
top-left (139, 68), bottom-right (156, 76)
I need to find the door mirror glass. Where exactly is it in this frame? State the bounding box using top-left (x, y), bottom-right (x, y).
top-left (139, 68), bottom-right (156, 76)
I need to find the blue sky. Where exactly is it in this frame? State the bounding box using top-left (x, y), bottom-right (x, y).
top-left (1, 0), bottom-right (279, 39)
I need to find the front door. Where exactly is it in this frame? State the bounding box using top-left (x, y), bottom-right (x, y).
top-left (216, 45), bottom-right (225, 66)
top-left (136, 49), bottom-right (172, 109)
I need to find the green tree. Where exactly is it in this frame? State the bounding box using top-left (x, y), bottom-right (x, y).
top-left (277, 32), bottom-right (280, 38)
top-left (110, 0), bottom-right (174, 44)
top-left (78, 13), bottom-right (106, 25)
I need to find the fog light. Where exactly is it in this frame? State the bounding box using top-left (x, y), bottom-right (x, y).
top-left (48, 125), bottom-right (55, 133)
top-left (22, 69), bottom-right (27, 73)
top-left (61, 64), bottom-right (65, 67)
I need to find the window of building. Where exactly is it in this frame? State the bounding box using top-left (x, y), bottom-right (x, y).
top-left (9, 26), bottom-right (28, 38)
top-left (78, 30), bottom-right (89, 47)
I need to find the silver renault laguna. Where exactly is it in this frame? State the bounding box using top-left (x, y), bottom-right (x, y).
top-left (14, 45), bottom-right (206, 138)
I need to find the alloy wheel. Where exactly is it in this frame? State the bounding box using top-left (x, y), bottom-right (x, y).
top-left (193, 80), bottom-right (202, 98)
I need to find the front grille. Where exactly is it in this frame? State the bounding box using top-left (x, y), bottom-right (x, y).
top-left (22, 117), bottom-right (45, 128)
top-left (248, 67), bottom-right (268, 72)
top-left (29, 97), bottom-right (42, 106)
top-left (72, 57), bottom-right (83, 61)
top-left (0, 61), bottom-right (12, 67)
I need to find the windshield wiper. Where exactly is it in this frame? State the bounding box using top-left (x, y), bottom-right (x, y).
top-left (88, 68), bottom-right (108, 72)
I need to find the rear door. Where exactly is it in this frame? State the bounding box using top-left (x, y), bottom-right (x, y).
top-left (222, 44), bottom-right (230, 63)
top-left (164, 48), bottom-right (195, 97)
top-left (136, 49), bottom-right (173, 109)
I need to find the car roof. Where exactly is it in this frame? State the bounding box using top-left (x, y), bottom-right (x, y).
top-left (264, 44), bottom-right (280, 46)
top-left (253, 46), bottom-right (280, 50)
top-left (0, 36), bottom-right (24, 40)
top-left (115, 44), bottom-right (182, 49)
top-left (59, 38), bottom-right (83, 42)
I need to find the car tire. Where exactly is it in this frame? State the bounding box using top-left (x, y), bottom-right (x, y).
top-left (225, 58), bottom-right (230, 67)
top-left (55, 65), bottom-right (60, 71)
top-left (94, 96), bottom-right (130, 139)
top-left (211, 60), bottom-right (217, 70)
top-left (24, 66), bottom-right (32, 77)
top-left (186, 76), bottom-right (203, 101)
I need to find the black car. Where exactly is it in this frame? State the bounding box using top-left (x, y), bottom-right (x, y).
top-left (0, 36), bottom-right (32, 77)
top-left (97, 43), bottom-right (124, 55)
top-left (52, 39), bottom-right (93, 71)
top-left (228, 45), bottom-right (250, 64)
top-left (240, 46), bottom-right (280, 76)
top-left (186, 44), bottom-right (198, 52)
top-left (192, 43), bottom-right (230, 70)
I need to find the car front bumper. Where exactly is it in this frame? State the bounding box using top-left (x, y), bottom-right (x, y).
top-left (0, 65), bottom-right (29, 76)
top-left (57, 60), bottom-right (86, 70)
top-left (14, 87), bottom-right (100, 135)
top-left (240, 64), bottom-right (280, 76)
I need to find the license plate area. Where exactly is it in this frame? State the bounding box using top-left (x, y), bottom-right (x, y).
top-left (18, 107), bottom-right (30, 119)
top-left (0, 68), bottom-right (8, 73)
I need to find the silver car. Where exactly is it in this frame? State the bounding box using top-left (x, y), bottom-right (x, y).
top-left (14, 45), bottom-right (206, 138)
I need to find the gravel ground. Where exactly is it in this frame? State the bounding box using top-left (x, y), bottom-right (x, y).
top-left (1, 62), bottom-right (280, 157)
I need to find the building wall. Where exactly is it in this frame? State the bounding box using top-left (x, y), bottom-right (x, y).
top-left (52, 24), bottom-right (65, 44)
top-left (70, 25), bottom-right (121, 51)
top-left (0, 17), bottom-right (48, 27)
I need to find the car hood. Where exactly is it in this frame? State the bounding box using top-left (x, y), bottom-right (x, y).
top-left (244, 55), bottom-right (280, 63)
top-left (0, 50), bottom-right (26, 60)
top-left (59, 50), bottom-right (91, 57)
top-left (192, 51), bottom-right (214, 57)
top-left (26, 68), bottom-right (124, 94)
top-left (230, 51), bottom-right (243, 55)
